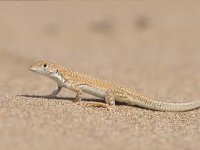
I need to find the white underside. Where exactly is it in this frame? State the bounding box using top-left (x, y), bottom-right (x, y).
top-left (78, 84), bottom-right (106, 98)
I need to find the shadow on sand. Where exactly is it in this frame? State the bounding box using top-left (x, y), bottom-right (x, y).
top-left (18, 94), bottom-right (127, 106)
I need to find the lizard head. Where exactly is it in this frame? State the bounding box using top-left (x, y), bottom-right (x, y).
top-left (28, 61), bottom-right (59, 76)
top-left (29, 61), bottom-right (65, 86)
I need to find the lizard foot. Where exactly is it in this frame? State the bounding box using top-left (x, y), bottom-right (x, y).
top-left (85, 102), bottom-right (112, 111)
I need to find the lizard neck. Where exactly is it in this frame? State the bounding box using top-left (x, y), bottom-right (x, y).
top-left (47, 73), bottom-right (65, 87)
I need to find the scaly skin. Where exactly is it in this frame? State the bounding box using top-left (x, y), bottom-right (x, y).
top-left (28, 61), bottom-right (200, 111)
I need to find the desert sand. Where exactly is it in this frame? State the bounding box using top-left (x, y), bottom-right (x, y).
top-left (0, 2), bottom-right (200, 150)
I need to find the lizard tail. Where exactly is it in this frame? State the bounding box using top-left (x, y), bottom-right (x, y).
top-left (129, 94), bottom-right (200, 111)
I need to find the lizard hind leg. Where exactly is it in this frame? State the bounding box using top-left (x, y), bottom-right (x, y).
top-left (105, 90), bottom-right (115, 105)
top-left (84, 90), bottom-right (115, 110)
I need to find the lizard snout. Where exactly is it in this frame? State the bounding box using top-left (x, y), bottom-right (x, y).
top-left (28, 66), bottom-right (33, 70)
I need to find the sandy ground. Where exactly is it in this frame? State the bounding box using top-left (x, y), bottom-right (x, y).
top-left (1, 2), bottom-right (200, 150)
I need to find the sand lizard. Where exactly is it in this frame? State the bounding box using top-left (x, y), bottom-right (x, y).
top-left (28, 61), bottom-right (200, 111)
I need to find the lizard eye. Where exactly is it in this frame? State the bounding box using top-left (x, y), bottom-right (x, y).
top-left (43, 63), bottom-right (47, 68)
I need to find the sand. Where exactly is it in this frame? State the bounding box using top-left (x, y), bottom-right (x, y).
top-left (0, 2), bottom-right (200, 150)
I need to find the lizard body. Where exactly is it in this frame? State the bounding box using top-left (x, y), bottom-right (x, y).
top-left (28, 61), bottom-right (200, 111)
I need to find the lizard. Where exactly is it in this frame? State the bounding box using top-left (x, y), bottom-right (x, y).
top-left (28, 60), bottom-right (200, 111)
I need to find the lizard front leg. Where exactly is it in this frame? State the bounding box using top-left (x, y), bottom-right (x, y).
top-left (46, 86), bottom-right (62, 98)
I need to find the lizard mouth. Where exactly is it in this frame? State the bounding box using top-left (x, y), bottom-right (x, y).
top-left (28, 66), bottom-right (46, 75)
top-left (28, 66), bottom-right (33, 70)
top-left (28, 66), bottom-right (34, 71)
top-left (28, 66), bottom-right (38, 73)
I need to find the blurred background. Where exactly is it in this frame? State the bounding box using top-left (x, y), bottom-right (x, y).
top-left (1, 1), bottom-right (200, 99)
top-left (1, 2), bottom-right (200, 150)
